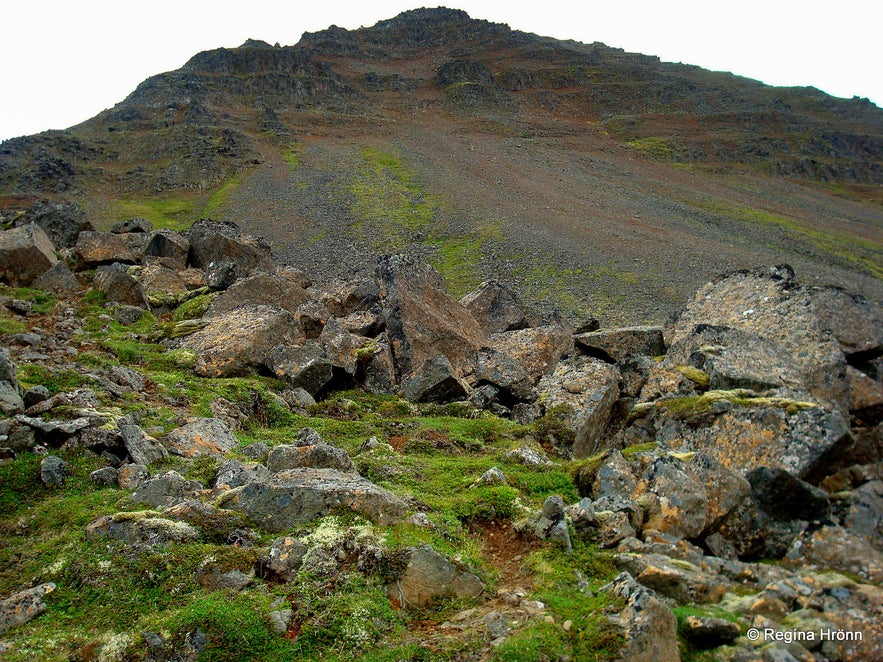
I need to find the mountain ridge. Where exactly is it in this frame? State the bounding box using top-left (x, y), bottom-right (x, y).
top-left (1, 6), bottom-right (881, 324)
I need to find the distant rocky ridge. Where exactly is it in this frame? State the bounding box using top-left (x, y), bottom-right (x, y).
top-left (1, 213), bottom-right (881, 660)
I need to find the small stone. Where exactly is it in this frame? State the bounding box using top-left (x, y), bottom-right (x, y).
top-left (89, 466), bottom-right (119, 486)
top-left (563, 619), bottom-right (573, 631)
top-left (40, 455), bottom-right (69, 486)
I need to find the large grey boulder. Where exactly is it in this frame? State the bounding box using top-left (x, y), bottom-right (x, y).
top-left (145, 230), bottom-right (189, 269)
top-left (574, 326), bottom-right (665, 363)
top-left (32, 261), bottom-right (81, 294)
top-left (387, 545), bottom-right (485, 607)
top-left (376, 255), bottom-right (485, 381)
top-left (603, 572), bottom-right (680, 662)
top-left (474, 347), bottom-right (535, 402)
top-left (165, 418), bottom-right (238, 459)
top-left (808, 286), bottom-right (883, 359)
top-left (119, 423), bottom-right (168, 466)
top-left (460, 280), bottom-right (535, 334)
top-left (182, 304), bottom-right (303, 377)
top-left (86, 512), bottom-right (200, 546)
top-left (131, 470), bottom-right (203, 507)
top-left (74, 231), bottom-right (136, 267)
top-left (399, 355), bottom-right (469, 403)
top-left (489, 325), bottom-right (573, 383)
top-left (665, 265), bottom-right (849, 413)
top-left (267, 443), bottom-right (355, 473)
top-left (187, 219), bottom-right (274, 279)
top-left (665, 324), bottom-right (805, 392)
top-left (537, 356), bottom-right (620, 457)
top-left (204, 272), bottom-right (311, 318)
top-left (219, 468), bottom-right (408, 530)
top-left (655, 403), bottom-right (851, 480)
top-left (13, 199), bottom-right (91, 248)
top-left (93, 265), bottom-right (149, 307)
top-left (265, 342), bottom-right (334, 395)
top-left (0, 224), bottom-right (58, 286)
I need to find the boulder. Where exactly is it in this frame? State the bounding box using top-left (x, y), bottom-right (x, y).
top-left (615, 553), bottom-right (728, 604)
top-left (460, 280), bottom-right (535, 334)
top-left (186, 219), bottom-right (274, 278)
top-left (204, 272), bottom-right (311, 318)
top-left (376, 255), bottom-right (485, 381)
top-left (119, 423), bottom-right (168, 466)
top-left (0, 224), bottom-right (58, 286)
top-left (808, 286), bottom-right (883, 359)
top-left (264, 536), bottom-right (307, 581)
top-left (337, 311), bottom-right (384, 337)
top-left (267, 443), bottom-right (355, 473)
top-left (399, 355), bottom-right (469, 403)
top-left (387, 545), bottom-right (485, 607)
top-left (686, 453), bottom-right (752, 535)
top-left (86, 511), bottom-right (200, 546)
top-left (40, 455), bottom-right (70, 486)
top-left (93, 265), bottom-right (148, 307)
top-left (474, 346), bottom-right (535, 402)
top-left (603, 572), bottom-right (680, 662)
top-left (318, 317), bottom-right (371, 377)
top-left (489, 325), bottom-right (573, 383)
top-left (665, 265), bottom-right (849, 413)
top-left (537, 356), bottom-right (620, 457)
top-left (138, 263), bottom-right (190, 294)
top-left (0, 583), bottom-right (56, 634)
top-left (131, 470), bottom-right (203, 507)
top-left (746, 467), bottom-right (830, 522)
top-left (655, 402), bottom-right (852, 480)
top-left (265, 342), bottom-right (334, 395)
top-left (14, 199), bottom-right (91, 248)
top-left (182, 304), bottom-right (303, 377)
top-left (847, 365), bottom-right (883, 425)
top-left (32, 261), bottom-right (81, 294)
top-left (319, 278), bottom-right (380, 317)
top-left (785, 525), bottom-right (883, 584)
top-left (74, 231), bottom-right (136, 266)
top-left (213, 459), bottom-right (270, 490)
top-left (0, 380), bottom-right (24, 416)
top-left (145, 230), bottom-right (190, 269)
top-left (165, 418), bottom-right (238, 459)
top-left (665, 324), bottom-right (805, 392)
top-left (633, 453), bottom-right (708, 539)
top-left (574, 326), bottom-right (665, 363)
top-left (680, 616), bottom-right (740, 648)
top-left (219, 468), bottom-right (408, 530)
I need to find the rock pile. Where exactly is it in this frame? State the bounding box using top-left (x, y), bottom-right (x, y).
top-left (1, 216), bottom-right (881, 660)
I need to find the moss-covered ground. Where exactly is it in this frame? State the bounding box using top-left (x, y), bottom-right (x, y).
top-left (0, 290), bottom-right (624, 660)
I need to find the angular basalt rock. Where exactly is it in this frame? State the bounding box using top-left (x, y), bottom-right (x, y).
top-left (0, 224), bottom-right (58, 286)
top-left (399, 355), bottom-right (469, 403)
top-left (182, 304), bottom-right (303, 377)
top-left (75, 231), bottom-right (136, 266)
top-left (665, 265), bottom-right (849, 413)
top-left (204, 271), bottom-right (311, 318)
top-left (265, 342), bottom-right (334, 395)
top-left (187, 219), bottom-right (274, 279)
top-left (537, 356), bottom-right (620, 457)
top-left (376, 255), bottom-right (485, 381)
top-left (93, 265), bottom-right (149, 307)
top-left (460, 279), bottom-right (535, 334)
top-left (574, 326), bottom-right (665, 363)
top-left (603, 572), bottom-right (680, 662)
top-left (267, 443), bottom-right (355, 473)
top-left (219, 467), bottom-right (408, 530)
top-left (0, 583), bottom-right (56, 634)
top-left (489, 325), bottom-right (573, 383)
top-left (387, 545), bottom-right (485, 607)
top-left (165, 418), bottom-right (238, 459)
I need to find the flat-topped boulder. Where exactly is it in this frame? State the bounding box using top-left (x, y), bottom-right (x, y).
top-left (0, 224), bottom-right (58, 286)
top-left (219, 467), bottom-right (408, 530)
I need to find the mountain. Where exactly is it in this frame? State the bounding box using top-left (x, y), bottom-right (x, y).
top-left (1, 7), bottom-right (881, 323)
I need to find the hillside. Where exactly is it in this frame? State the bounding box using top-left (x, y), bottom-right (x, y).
top-left (0, 213), bottom-right (882, 660)
top-left (1, 7), bottom-right (881, 324)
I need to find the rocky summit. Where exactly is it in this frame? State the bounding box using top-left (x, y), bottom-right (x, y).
top-left (0, 6), bottom-right (881, 662)
top-left (0, 210), bottom-right (881, 661)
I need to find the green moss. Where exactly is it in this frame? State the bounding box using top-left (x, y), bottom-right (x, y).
top-left (626, 136), bottom-right (675, 159)
top-left (202, 173), bottom-right (244, 218)
top-left (0, 316), bottom-right (28, 335)
top-left (0, 287), bottom-right (58, 314)
top-left (689, 198), bottom-right (883, 280)
top-left (282, 143), bottom-right (303, 169)
top-left (676, 365), bottom-right (711, 388)
top-left (659, 389), bottom-right (817, 418)
top-left (17, 364), bottom-right (89, 393)
top-left (171, 292), bottom-right (217, 321)
top-left (110, 195), bottom-right (196, 232)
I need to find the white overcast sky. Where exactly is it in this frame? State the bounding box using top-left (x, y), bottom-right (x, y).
top-left (1, 0), bottom-right (880, 141)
